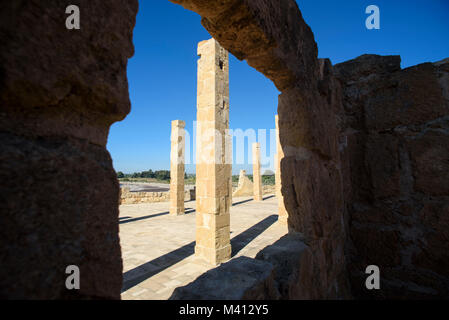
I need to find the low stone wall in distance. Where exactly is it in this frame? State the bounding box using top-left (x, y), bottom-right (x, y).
top-left (120, 184), bottom-right (275, 205)
top-left (262, 185), bottom-right (275, 195)
top-left (120, 187), bottom-right (196, 205)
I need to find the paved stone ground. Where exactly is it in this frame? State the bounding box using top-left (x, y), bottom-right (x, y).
top-left (119, 194), bottom-right (287, 300)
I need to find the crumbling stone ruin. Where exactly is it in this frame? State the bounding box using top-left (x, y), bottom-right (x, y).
top-left (335, 55), bottom-right (449, 298)
top-left (119, 187), bottom-right (195, 205)
top-left (232, 170), bottom-right (254, 197)
top-left (0, 0), bottom-right (447, 299)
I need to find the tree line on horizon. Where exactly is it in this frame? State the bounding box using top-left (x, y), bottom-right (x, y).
top-left (116, 169), bottom-right (275, 185)
top-left (116, 169), bottom-right (172, 181)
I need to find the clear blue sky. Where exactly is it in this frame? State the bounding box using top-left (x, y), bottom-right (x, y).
top-left (107, 0), bottom-right (449, 174)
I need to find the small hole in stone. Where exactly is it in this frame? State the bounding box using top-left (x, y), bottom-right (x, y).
top-left (219, 60), bottom-right (224, 70)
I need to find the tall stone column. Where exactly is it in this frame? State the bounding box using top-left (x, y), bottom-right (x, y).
top-left (170, 120), bottom-right (186, 215)
top-left (252, 143), bottom-right (263, 201)
top-left (195, 39), bottom-right (232, 265)
top-left (275, 115), bottom-right (288, 225)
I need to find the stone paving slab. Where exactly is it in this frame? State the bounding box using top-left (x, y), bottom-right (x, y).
top-left (119, 194), bottom-right (287, 300)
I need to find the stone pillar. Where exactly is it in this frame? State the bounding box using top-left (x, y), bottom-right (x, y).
top-left (275, 115), bottom-right (288, 225)
top-left (195, 39), bottom-right (232, 265)
top-left (170, 120), bottom-right (186, 215)
top-left (252, 143), bottom-right (263, 201)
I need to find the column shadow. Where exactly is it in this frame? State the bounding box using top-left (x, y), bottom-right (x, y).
top-left (232, 198), bottom-right (253, 206)
top-left (230, 215), bottom-right (278, 257)
top-left (119, 208), bottom-right (195, 224)
top-left (121, 215), bottom-right (278, 292)
top-left (122, 241), bottom-right (195, 292)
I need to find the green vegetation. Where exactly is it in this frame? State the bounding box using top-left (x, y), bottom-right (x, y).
top-left (117, 169), bottom-right (171, 183)
top-left (231, 174), bottom-right (275, 185)
top-left (185, 174), bottom-right (196, 185)
top-left (117, 170), bottom-right (275, 186)
top-left (262, 174), bottom-right (275, 185)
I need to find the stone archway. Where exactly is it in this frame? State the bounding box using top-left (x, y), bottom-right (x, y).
top-left (168, 0), bottom-right (349, 299)
top-left (0, 0), bottom-right (349, 299)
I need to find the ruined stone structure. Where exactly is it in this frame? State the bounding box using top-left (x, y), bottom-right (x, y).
top-left (169, 120), bottom-right (186, 215)
top-left (194, 39), bottom-right (232, 266)
top-left (252, 143), bottom-right (263, 201)
top-left (0, 0), bottom-right (138, 299)
top-left (335, 55), bottom-right (449, 298)
top-left (231, 184), bottom-right (275, 197)
top-left (1, 0), bottom-right (447, 299)
top-left (119, 187), bottom-right (195, 205)
top-left (232, 170), bottom-right (254, 197)
top-left (274, 115), bottom-right (288, 225)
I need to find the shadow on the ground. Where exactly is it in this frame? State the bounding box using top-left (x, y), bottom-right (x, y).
top-left (231, 194), bottom-right (275, 207)
top-left (121, 214), bottom-right (277, 292)
top-left (122, 241), bottom-right (195, 292)
top-left (232, 198), bottom-right (253, 206)
top-left (119, 208), bottom-right (195, 224)
top-left (231, 215), bottom-right (277, 257)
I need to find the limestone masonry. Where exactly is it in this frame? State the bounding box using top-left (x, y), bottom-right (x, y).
top-left (170, 120), bottom-right (186, 215)
top-left (275, 115), bottom-right (288, 226)
top-left (119, 187), bottom-right (195, 205)
top-left (252, 143), bottom-right (263, 202)
top-left (194, 39), bottom-right (232, 266)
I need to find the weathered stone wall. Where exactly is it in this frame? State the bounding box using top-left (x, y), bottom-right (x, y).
top-left (335, 55), bottom-right (449, 299)
top-left (119, 187), bottom-right (195, 205)
top-left (0, 0), bottom-right (138, 299)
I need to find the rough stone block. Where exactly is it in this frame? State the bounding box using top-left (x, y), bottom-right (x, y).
top-left (169, 256), bottom-right (278, 300)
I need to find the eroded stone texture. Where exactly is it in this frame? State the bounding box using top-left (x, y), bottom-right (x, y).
top-left (195, 39), bottom-right (232, 266)
top-left (170, 120), bottom-right (186, 215)
top-left (0, 0), bottom-right (138, 299)
top-left (276, 58), bottom-right (350, 298)
top-left (255, 233), bottom-right (308, 299)
top-left (252, 143), bottom-right (263, 201)
top-left (275, 115), bottom-right (288, 225)
top-left (335, 55), bottom-right (449, 299)
top-left (0, 0), bottom-right (138, 146)
top-left (170, 0), bottom-right (318, 92)
top-left (169, 256), bottom-right (279, 300)
top-left (232, 170), bottom-right (254, 197)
